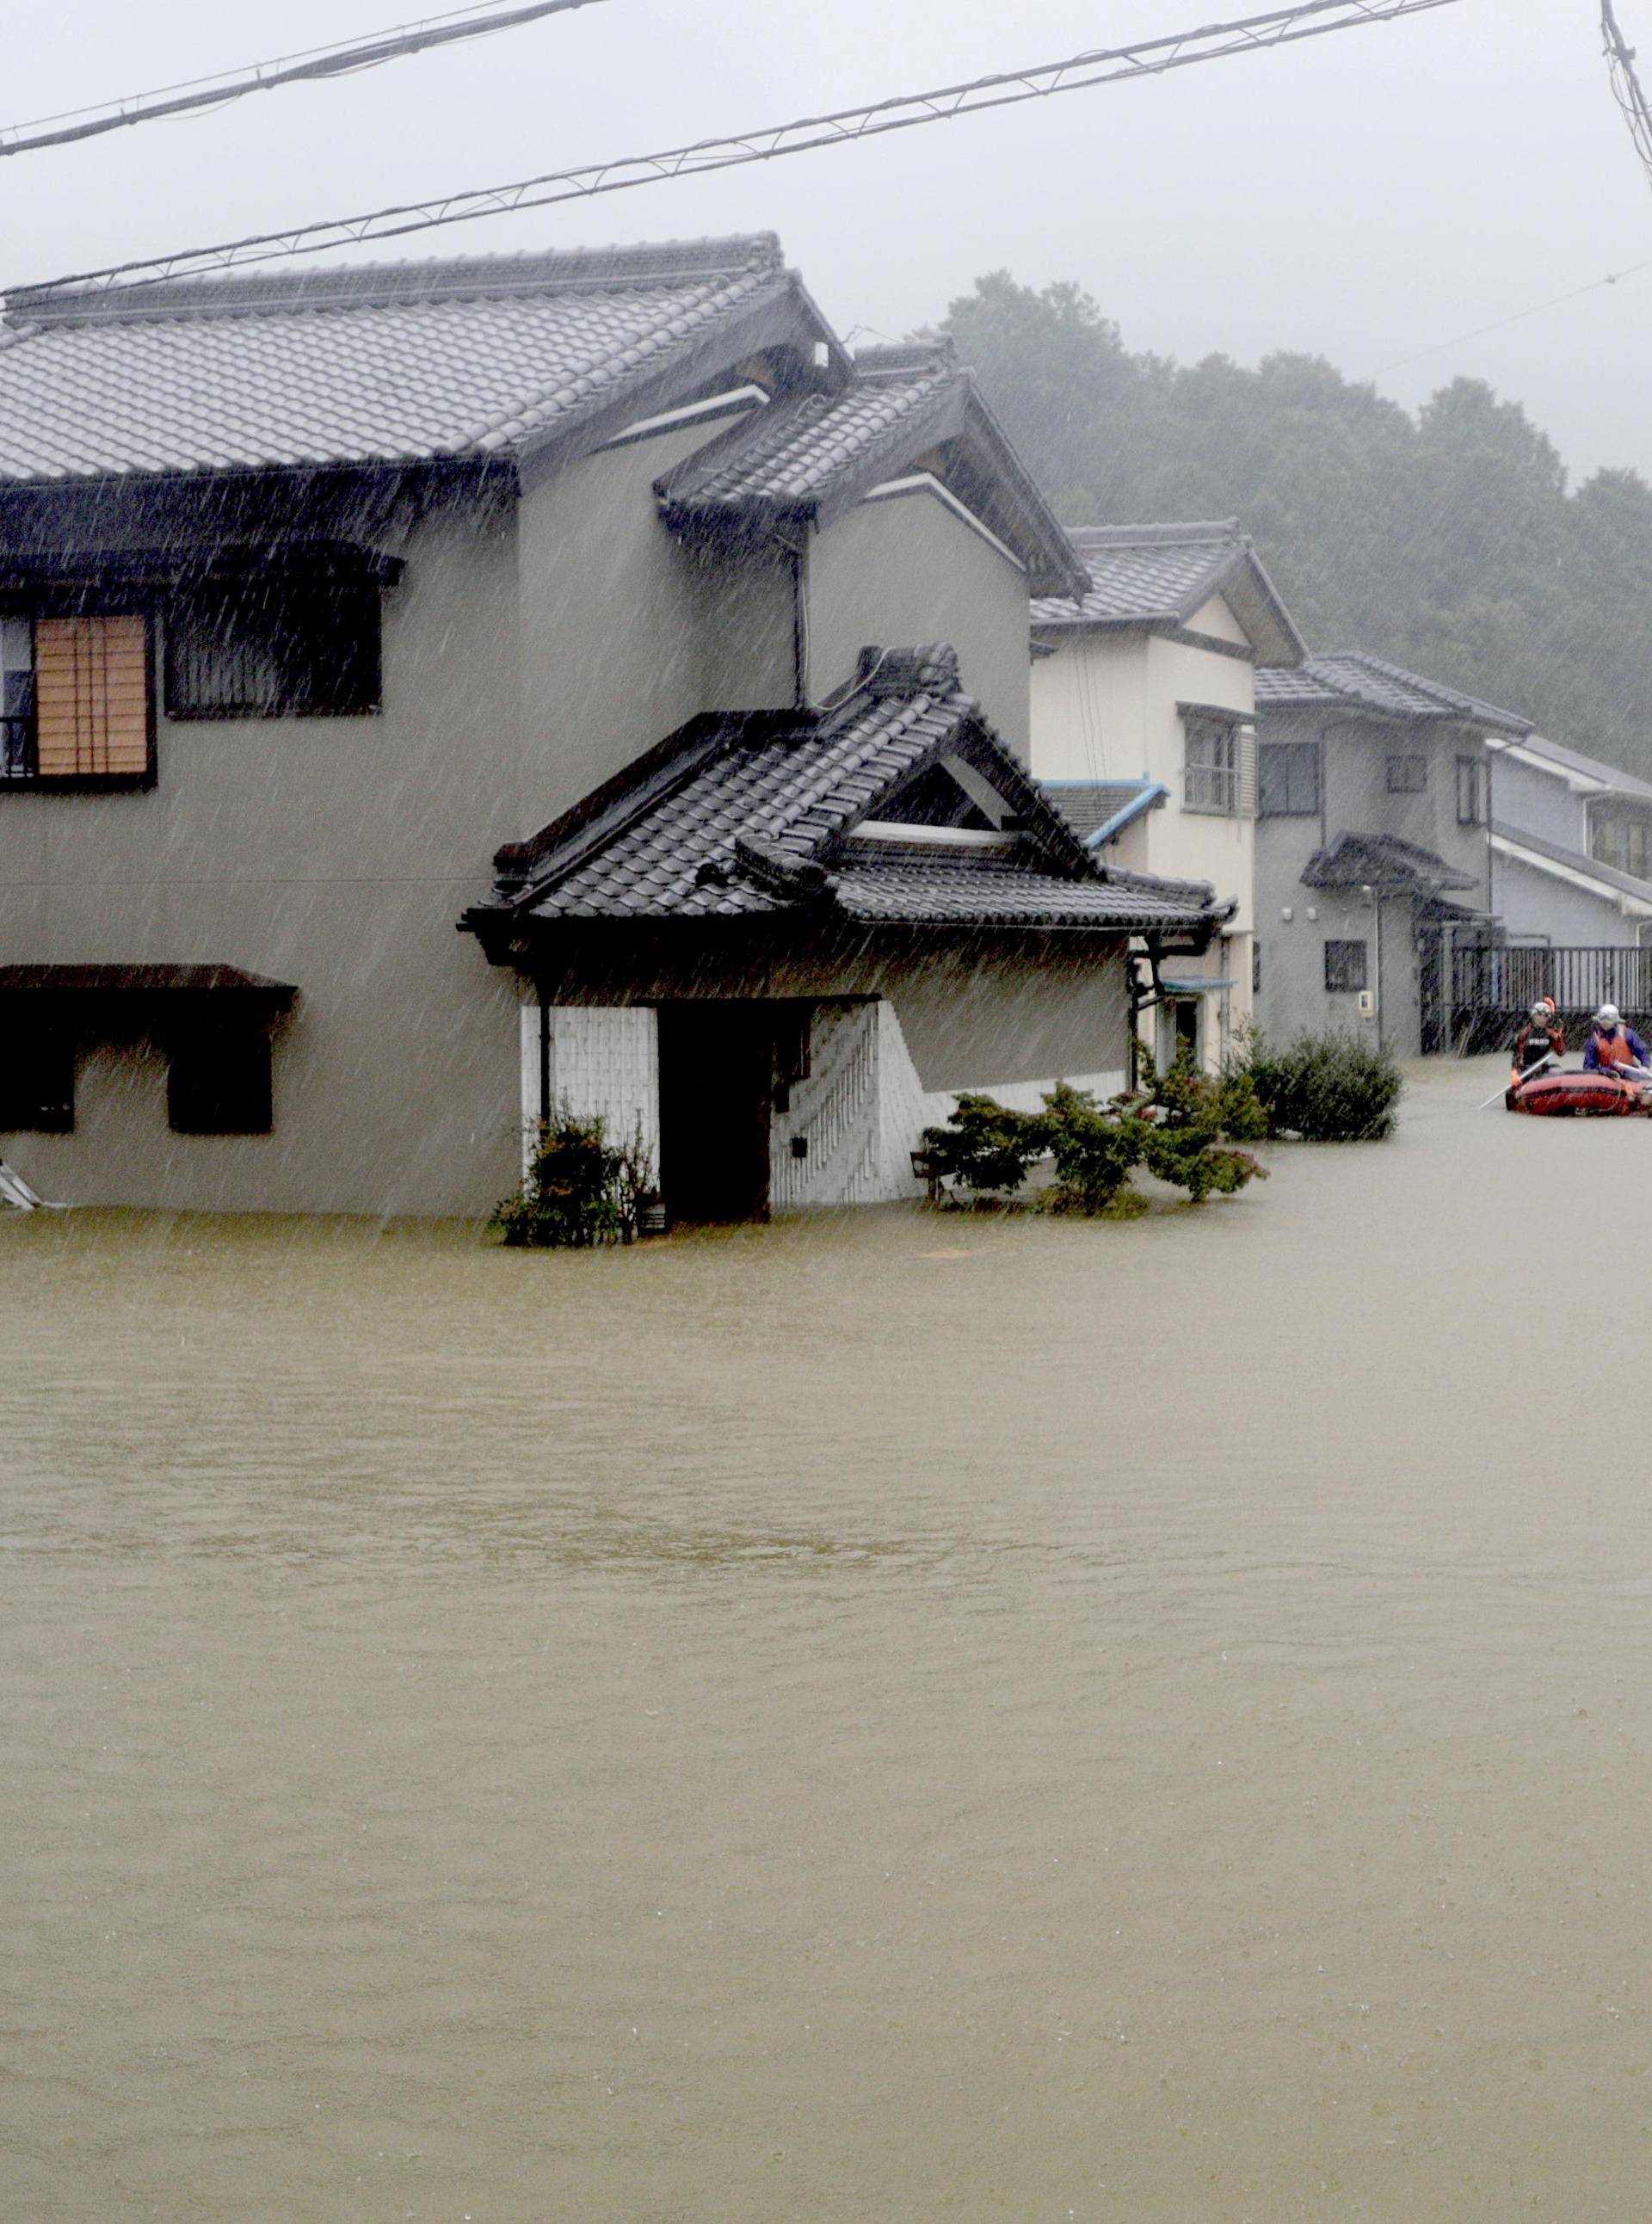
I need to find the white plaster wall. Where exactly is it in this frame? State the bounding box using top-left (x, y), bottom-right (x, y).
top-left (521, 1004), bottom-right (661, 1186)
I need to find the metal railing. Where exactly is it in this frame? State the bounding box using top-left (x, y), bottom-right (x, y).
top-left (1447, 943), bottom-right (1652, 1050)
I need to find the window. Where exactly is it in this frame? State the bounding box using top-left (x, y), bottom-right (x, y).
top-left (0, 1030), bottom-right (74, 1131)
top-left (0, 613), bottom-right (151, 785)
top-left (165, 574), bottom-right (380, 719)
top-left (168, 1030), bottom-right (273, 1135)
top-left (1324, 940), bottom-right (1369, 993)
top-left (1184, 712), bottom-right (1241, 816)
top-left (1593, 812), bottom-right (1652, 879)
top-left (1386, 754), bottom-right (1427, 794)
top-left (1456, 755), bottom-right (1489, 828)
top-left (1252, 940), bottom-right (1262, 995)
top-left (1258, 740), bottom-right (1320, 817)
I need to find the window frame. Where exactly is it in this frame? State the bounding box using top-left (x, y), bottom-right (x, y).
top-left (1324, 939), bottom-right (1370, 994)
top-left (1182, 709), bottom-right (1242, 817)
top-left (1385, 753), bottom-right (1428, 795)
top-left (1257, 739), bottom-right (1321, 818)
top-left (0, 595), bottom-right (158, 793)
top-left (1455, 754), bottom-right (1489, 828)
top-left (163, 569), bottom-right (384, 724)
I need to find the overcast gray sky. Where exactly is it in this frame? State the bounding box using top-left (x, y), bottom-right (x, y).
top-left (9, 1), bottom-right (1649, 483)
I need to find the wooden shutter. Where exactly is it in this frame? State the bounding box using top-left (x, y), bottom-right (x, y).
top-left (34, 615), bottom-right (150, 779)
top-left (1237, 720), bottom-right (1258, 818)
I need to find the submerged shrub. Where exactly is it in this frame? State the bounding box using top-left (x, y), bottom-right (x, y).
top-left (491, 1104), bottom-right (655, 1248)
top-left (1127, 1047), bottom-right (1270, 1204)
top-left (1038, 1081), bottom-right (1143, 1214)
top-left (920, 1091), bottom-right (1045, 1197)
top-left (1239, 1029), bottom-right (1403, 1143)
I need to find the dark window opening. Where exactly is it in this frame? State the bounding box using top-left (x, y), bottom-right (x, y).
top-left (1593, 811), bottom-right (1651, 878)
top-left (0, 1031), bottom-right (75, 1131)
top-left (1386, 754), bottom-right (1427, 794)
top-left (1324, 939), bottom-right (1369, 993)
top-left (1456, 755), bottom-right (1489, 828)
top-left (1258, 740), bottom-right (1320, 817)
top-left (1252, 940), bottom-right (1262, 995)
top-left (165, 575), bottom-right (380, 719)
top-left (168, 1030), bottom-right (273, 1134)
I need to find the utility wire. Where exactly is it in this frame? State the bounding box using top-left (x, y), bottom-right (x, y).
top-left (1372, 257), bottom-right (1652, 375)
top-left (18, 0), bottom-right (1472, 297)
top-left (0, 0), bottom-right (608, 160)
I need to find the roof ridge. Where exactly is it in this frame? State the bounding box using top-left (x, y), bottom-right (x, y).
top-left (6, 233), bottom-right (785, 328)
top-left (1068, 519), bottom-right (1242, 549)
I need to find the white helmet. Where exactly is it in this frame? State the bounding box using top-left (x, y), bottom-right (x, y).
top-left (1530, 1001), bottom-right (1550, 1020)
top-left (1597, 1003), bottom-right (1622, 1027)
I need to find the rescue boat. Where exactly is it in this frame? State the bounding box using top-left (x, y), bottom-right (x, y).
top-left (1505, 1067), bottom-right (1652, 1117)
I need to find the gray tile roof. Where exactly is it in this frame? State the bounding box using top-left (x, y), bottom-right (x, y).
top-left (0, 237), bottom-right (817, 483)
top-left (1032, 521), bottom-right (1243, 625)
top-left (656, 341), bottom-right (1087, 598)
top-left (1508, 733), bottom-right (1652, 804)
top-left (1030, 519), bottom-right (1304, 666)
top-left (1255, 650), bottom-right (1532, 734)
top-left (656, 349), bottom-right (957, 519)
top-left (465, 644), bottom-right (1223, 938)
top-left (1042, 779), bottom-right (1165, 844)
top-left (1489, 819), bottom-right (1652, 908)
top-left (1302, 830), bottom-right (1476, 894)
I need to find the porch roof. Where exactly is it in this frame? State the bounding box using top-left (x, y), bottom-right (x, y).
top-left (1302, 830), bottom-right (1476, 896)
top-left (464, 644), bottom-right (1229, 945)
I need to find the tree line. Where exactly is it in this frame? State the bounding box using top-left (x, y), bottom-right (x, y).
top-left (940, 274), bottom-right (1652, 776)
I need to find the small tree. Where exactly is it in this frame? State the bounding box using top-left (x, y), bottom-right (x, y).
top-left (491, 1104), bottom-right (655, 1248)
top-left (1128, 1047), bottom-right (1269, 1204)
top-left (1037, 1081), bottom-right (1143, 1214)
top-left (920, 1092), bottom-right (1045, 1198)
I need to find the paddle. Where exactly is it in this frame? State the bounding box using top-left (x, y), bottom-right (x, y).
top-left (1481, 1052), bottom-right (1556, 1110)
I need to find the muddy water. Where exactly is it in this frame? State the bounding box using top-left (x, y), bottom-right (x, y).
top-left (4, 1061), bottom-right (1652, 2220)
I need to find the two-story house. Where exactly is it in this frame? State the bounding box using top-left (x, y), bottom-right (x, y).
top-left (1253, 652), bottom-right (1533, 1054)
top-left (0, 237), bottom-right (1226, 1219)
top-left (1027, 521), bottom-right (1304, 1072)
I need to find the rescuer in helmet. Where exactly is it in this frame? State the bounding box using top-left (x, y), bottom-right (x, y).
top-left (1582, 1003), bottom-right (1652, 1075)
top-left (1510, 997), bottom-right (1565, 1081)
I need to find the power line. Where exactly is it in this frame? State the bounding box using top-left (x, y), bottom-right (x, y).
top-left (16, 0), bottom-right (1473, 298)
top-left (0, 0), bottom-right (608, 160)
top-left (1601, 0), bottom-right (1652, 193)
top-left (1372, 257), bottom-right (1652, 376)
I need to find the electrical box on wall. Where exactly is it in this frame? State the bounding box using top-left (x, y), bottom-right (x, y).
top-left (1357, 989), bottom-right (1376, 1019)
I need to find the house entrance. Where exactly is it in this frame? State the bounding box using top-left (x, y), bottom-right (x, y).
top-left (656, 1002), bottom-right (774, 1223)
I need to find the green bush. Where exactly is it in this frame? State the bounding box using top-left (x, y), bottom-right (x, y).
top-left (1038, 1081), bottom-right (1143, 1213)
top-left (491, 1105), bottom-right (655, 1248)
top-left (1239, 1029), bottom-right (1403, 1142)
top-left (920, 1091), bottom-right (1045, 1197)
top-left (1127, 1048), bottom-right (1269, 1204)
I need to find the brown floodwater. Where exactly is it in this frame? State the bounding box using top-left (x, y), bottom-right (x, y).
top-left (4, 1058), bottom-right (1652, 2221)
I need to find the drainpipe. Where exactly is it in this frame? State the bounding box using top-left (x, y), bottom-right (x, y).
top-left (538, 980), bottom-right (551, 1126)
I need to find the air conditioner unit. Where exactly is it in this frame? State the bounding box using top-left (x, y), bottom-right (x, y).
top-left (1356, 989), bottom-right (1376, 1020)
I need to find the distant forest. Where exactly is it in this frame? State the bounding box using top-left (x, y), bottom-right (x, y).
top-left (938, 274), bottom-right (1652, 777)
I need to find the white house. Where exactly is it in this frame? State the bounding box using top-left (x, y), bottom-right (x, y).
top-left (1029, 521), bottom-right (1304, 1071)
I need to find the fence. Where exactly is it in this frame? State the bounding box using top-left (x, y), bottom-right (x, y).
top-left (1447, 943), bottom-right (1652, 1051)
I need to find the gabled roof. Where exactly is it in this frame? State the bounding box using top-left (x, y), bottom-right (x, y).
top-left (0, 236), bottom-right (838, 484)
top-left (1489, 820), bottom-right (1652, 919)
top-left (1301, 830), bottom-right (1476, 895)
top-left (1030, 520), bottom-right (1304, 667)
top-left (463, 644), bottom-right (1225, 940)
top-left (1255, 650), bottom-right (1532, 734)
top-left (1496, 733), bottom-right (1652, 806)
top-left (655, 342), bottom-right (1086, 598)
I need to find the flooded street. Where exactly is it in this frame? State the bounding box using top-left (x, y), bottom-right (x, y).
top-left (6, 1057), bottom-right (1652, 2221)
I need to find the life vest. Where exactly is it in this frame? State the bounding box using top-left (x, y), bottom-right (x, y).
top-left (1516, 1024), bottom-right (1563, 1071)
top-left (1594, 1028), bottom-right (1637, 1069)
